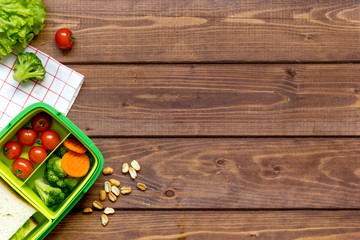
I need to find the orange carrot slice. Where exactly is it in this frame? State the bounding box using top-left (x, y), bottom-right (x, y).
top-left (63, 138), bottom-right (87, 154)
top-left (61, 151), bottom-right (90, 177)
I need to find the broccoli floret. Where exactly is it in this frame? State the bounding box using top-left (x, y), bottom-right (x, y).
top-left (45, 168), bottom-right (64, 187)
top-left (47, 156), bottom-right (67, 178)
top-left (55, 146), bottom-right (69, 158)
top-left (54, 177), bottom-right (79, 193)
top-left (13, 52), bottom-right (45, 84)
top-left (34, 178), bottom-right (65, 207)
top-left (63, 177), bottom-right (79, 191)
top-left (45, 156), bottom-right (80, 194)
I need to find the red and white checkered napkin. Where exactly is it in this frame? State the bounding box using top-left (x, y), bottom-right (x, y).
top-left (0, 46), bottom-right (84, 131)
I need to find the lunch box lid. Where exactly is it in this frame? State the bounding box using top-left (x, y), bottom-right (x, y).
top-left (0, 102), bottom-right (104, 240)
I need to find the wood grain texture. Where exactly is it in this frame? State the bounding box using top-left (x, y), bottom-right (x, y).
top-left (67, 64), bottom-right (360, 136)
top-left (46, 210), bottom-right (360, 239)
top-left (72, 138), bottom-right (360, 209)
top-left (31, 0), bottom-right (360, 63)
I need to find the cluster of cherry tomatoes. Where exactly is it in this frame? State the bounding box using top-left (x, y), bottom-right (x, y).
top-left (3, 113), bottom-right (61, 179)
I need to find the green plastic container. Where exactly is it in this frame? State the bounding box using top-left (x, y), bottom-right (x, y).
top-left (0, 103), bottom-right (104, 240)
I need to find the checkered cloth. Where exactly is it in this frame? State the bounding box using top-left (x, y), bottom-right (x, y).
top-left (0, 46), bottom-right (83, 131)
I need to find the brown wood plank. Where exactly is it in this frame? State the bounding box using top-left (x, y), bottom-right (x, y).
top-left (32, 1), bottom-right (360, 63)
top-left (67, 64), bottom-right (360, 136)
top-left (46, 210), bottom-right (360, 239)
top-left (73, 138), bottom-right (360, 209)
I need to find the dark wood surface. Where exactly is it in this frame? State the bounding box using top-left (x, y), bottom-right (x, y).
top-left (47, 211), bottom-right (360, 239)
top-left (67, 64), bottom-right (360, 136)
top-left (71, 138), bottom-right (360, 209)
top-left (34, 0), bottom-right (360, 63)
top-left (38, 0), bottom-right (360, 239)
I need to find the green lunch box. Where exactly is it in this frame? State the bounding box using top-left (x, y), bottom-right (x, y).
top-left (0, 102), bottom-right (104, 239)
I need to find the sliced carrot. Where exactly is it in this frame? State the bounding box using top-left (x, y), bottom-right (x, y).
top-left (63, 138), bottom-right (87, 154)
top-left (61, 151), bottom-right (90, 177)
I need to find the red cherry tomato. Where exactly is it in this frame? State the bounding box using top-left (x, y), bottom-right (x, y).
top-left (12, 158), bottom-right (34, 179)
top-left (28, 146), bottom-right (47, 164)
top-left (40, 130), bottom-right (61, 150)
top-left (55, 28), bottom-right (76, 50)
top-left (3, 141), bottom-right (23, 160)
top-left (17, 128), bottom-right (37, 146)
top-left (31, 113), bottom-right (52, 132)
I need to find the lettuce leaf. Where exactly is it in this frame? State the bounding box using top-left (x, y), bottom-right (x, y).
top-left (0, 0), bottom-right (46, 58)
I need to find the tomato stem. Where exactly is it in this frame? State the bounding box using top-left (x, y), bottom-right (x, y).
top-left (14, 169), bottom-right (22, 178)
top-left (38, 120), bottom-right (45, 127)
top-left (69, 33), bottom-right (77, 40)
top-left (36, 139), bottom-right (42, 145)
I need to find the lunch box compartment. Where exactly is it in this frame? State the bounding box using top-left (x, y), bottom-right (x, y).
top-left (0, 103), bottom-right (103, 240)
top-left (23, 133), bottom-right (98, 219)
top-left (0, 110), bottom-right (70, 186)
top-left (25, 211), bottom-right (52, 240)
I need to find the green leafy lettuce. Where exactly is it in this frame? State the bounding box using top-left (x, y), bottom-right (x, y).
top-left (0, 0), bottom-right (46, 58)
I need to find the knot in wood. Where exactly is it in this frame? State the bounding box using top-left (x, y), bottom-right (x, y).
top-left (216, 158), bottom-right (226, 166)
top-left (273, 166), bottom-right (281, 172)
top-left (164, 189), bottom-right (175, 198)
top-left (286, 68), bottom-right (296, 77)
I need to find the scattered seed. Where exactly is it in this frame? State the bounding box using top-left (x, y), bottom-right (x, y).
top-left (137, 183), bottom-right (147, 191)
top-left (121, 186), bottom-right (132, 195)
top-left (104, 181), bottom-right (111, 193)
top-left (131, 160), bottom-right (141, 171)
top-left (108, 192), bottom-right (117, 202)
top-left (92, 200), bottom-right (103, 210)
top-left (104, 207), bottom-right (115, 215)
top-left (111, 185), bottom-right (120, 196)
top-left (101, 214), bottom-right (109, 226)
top-left (103, 167), bottom-right (114, 175)
top-left (109, 179), bottom-right (120, 187)
top-left (129, 167), bottom-right (137, 179)
top-left (82, 208), bottom-right (93, 214)
top-left (122, 163), bottom-right (129, 173)
top-left (99, 190), bottom-right (106, 201)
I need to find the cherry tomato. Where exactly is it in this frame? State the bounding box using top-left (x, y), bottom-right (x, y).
top-left (17, 128), bottom-right (37, 146)
top-left (55, 28), bottom-right (76, 50)
top-left (12, 158), bottom-right (34, 179)
top-left (28, 146), bottom-right (47, 164)
top-left (41, 130), bottom-right (61, 150)
top-left (31, 113), bottom-right (52, 132)
top-left (3, 141), bottom-right (23, 160)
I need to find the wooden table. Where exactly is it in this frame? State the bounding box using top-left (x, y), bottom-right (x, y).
top-left (39, 1), bottom-right (360, 239)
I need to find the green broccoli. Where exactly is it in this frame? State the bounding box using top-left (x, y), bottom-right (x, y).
top-left (45, 168), bottom-right (64, 187)
top-left (62, 177), bottom-right (79, 191)
top-left (47, 156), bottom-right (67, 178)
top-left (34, 178), bottom-right (65, 207)
top-left (13, 52), bottom-right (46, 84)
top-left (45, 156), bottom-right (80, 194)
top-left (55, 146), bottom-right (69, 158)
